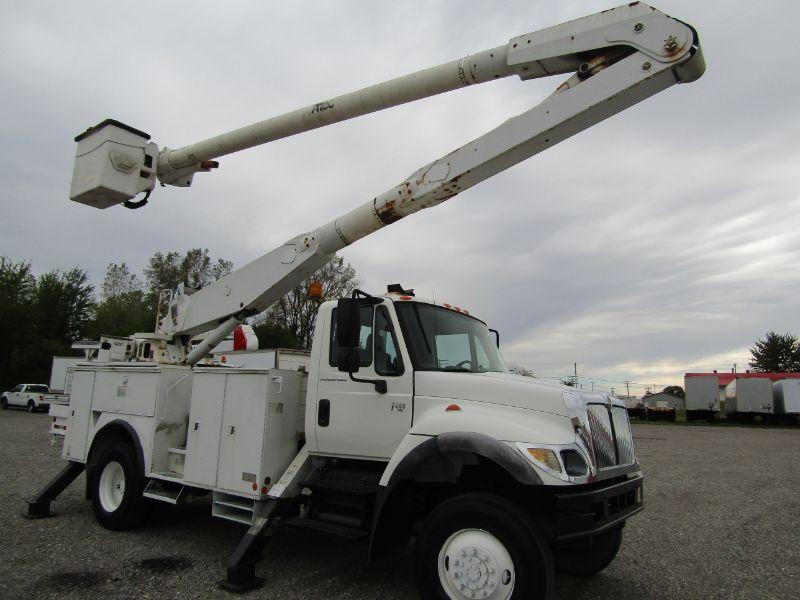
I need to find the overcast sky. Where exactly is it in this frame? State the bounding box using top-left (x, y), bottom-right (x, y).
top-left (2, 1), bottom-right (799, 396)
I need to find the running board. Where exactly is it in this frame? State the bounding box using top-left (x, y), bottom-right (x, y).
top-left (284, 517), bottom-right (368, 541)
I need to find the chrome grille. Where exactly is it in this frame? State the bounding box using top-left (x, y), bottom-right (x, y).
top-left (586, 403), bottom-right (636, 469)
top-left (611, 406), bottom-right (636, 465)
top-left (587, 404), bottom-right (616, 468)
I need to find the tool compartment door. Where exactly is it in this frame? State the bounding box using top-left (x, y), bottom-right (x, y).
top-left (64, 370), bottom-right (95, 461)
top-left (183, 371), bottom-right (226, 487)
top-left (217, 372), bottom-right (268, 495)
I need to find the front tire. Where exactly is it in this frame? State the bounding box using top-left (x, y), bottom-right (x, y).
top-left (415, 493), bottom-right (554, 600)
top-left (91, 442), bottom-right (148, 530)
top-left (555, 525), bottom-right (623, 576)
top-left (0, 397), bottom-right (7, 409)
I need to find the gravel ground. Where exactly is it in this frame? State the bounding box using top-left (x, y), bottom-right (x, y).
top-left (1, 409), bottom-right (799, 599)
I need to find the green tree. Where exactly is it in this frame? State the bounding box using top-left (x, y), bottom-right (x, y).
top-left (143, 249), bottom-right (233, 315)
top-left (662, 385), bottom-right (685, 399)
top-left (88, 263), bottom-right (152, 337)
top-left (258, 255), bottom-right (359, 350)
top-left (749, 332), bottom-right (800, 373)
top-left (0, 258), bottom-right (36, 389)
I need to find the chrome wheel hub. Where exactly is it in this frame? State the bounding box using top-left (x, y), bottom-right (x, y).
top-left (438, 529), bottom-right (515, 600)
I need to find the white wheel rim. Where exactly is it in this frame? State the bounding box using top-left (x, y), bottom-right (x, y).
top-left (98, 460), bottom-right (126, 512)
top-left (437, 528), bottom-right (515, 600)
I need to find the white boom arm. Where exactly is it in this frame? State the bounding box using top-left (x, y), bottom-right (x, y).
top-left (69, 3), bottom-right (704, 363)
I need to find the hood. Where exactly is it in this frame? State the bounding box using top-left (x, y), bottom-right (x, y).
top-left (415, 370), bottom-right (583, 417)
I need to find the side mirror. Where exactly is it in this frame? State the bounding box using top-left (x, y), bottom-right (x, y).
top-left (336, 298), bottom-right (360, 373)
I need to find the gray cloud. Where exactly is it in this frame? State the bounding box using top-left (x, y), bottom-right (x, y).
top-left (1, 1), bottom-right (798, 396)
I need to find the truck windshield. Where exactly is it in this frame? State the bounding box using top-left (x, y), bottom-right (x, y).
top-left (394, 302), bottom-right (506, 373)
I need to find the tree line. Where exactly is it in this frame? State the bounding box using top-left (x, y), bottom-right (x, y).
top-left (0, 251), bottom-right (358, 391)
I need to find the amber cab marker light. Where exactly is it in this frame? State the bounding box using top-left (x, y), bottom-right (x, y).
top-left (308, 281), bottom-right (323, 298)
top-left (445, 404), bottom-right (462, 412)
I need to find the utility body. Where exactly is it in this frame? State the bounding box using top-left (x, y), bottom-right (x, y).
top-left (29, 4), bottom-right (704, 599)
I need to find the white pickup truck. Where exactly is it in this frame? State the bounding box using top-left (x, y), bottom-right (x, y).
top-left (1, 384), bottom-right (53, 412)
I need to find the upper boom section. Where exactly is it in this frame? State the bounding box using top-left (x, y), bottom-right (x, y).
top-left (70, 2), bottom-right (702, 208)
top-left (67, 3), bottom-right (703, 357)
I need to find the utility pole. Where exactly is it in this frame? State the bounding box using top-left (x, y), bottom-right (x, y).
top-left (625, 380), bottom-right (631, 399)
top-left (611, 387), bottom-right (615, 396)
top-left (590, 382), bottom-right (594, 392)
top-left (574, 363), bottom-right (578, 388)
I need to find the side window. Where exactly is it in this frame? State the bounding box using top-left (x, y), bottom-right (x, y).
top-left (374, 306), bottom-right (403, 376)
top-left (12, 384), bottom-right (23, 393)
top-left (329, 306), bottom-right (374, 368)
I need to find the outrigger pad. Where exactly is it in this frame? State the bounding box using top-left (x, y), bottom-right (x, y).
top-left (217, 568), bottom-right (265, 593)
top-left (23, 500), bottom-right (54, 519)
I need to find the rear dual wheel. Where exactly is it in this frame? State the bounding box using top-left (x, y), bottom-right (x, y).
top-left (91, 441), bottom-right (148, 530)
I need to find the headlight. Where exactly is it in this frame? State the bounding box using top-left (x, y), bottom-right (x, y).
top-left (560, 449), bottom-right (589, 477)
top-left (516, 443), bottom-right (591, 482)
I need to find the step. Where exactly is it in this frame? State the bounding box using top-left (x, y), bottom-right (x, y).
top-left (151, 471), bottom-right (184, 484)
top-left (143, 480), bottom-right (185, 505)
top-left (212, 492), bottom-right (254, 526)
top-left (284, 517), bottom-right (368, 541)
top-left (300, 470), bottom-right (380, 496)
top-left (168, 447), bottom-right (187, 455)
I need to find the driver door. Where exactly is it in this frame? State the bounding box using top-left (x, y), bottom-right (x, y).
top-left (314, 303), bottom-right (413, 459)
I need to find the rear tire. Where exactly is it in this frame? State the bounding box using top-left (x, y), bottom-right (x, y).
top-left (415, 493), bottom-right (554, 600)
top-left (555, 525), bottom-right (623, 576)
top-left (27, 400), bottom-right (35, 413)
top-left (0, 397), bottom-right (7, 409)
top-left (91, 442), bottom-right (148, 530)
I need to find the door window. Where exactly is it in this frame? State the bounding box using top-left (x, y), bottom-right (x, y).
top-left (329, 305), bottom-right (374, 368)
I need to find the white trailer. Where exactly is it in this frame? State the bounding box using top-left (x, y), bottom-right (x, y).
top-left (773, 379), bottom-right (800, 416)
top-left (685, 375), bottom-right (720, 422)
top-left (27, 4), bottom-right (705, 597)
top-left (725, 378), bottom-right (774, 417)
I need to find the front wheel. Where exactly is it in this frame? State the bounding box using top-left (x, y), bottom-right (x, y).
top-left (91, 442), bottom-right (148, 530)
top-left (0, 397), bottom-right (7, 409)
top-left (415, 493), bottom-right (554, 600)
top-left (555, 525), bottom-right (622, 576)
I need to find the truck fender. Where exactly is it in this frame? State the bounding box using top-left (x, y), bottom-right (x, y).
top-left (85, 419), bottom-right (146, 500)
top-left (368, 431), bottom-right (541, 560)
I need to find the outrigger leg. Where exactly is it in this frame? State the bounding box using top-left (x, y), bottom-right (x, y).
top-left (24, 461), bottom-right (85, 518)
top-left (218, 500), bottom-right (281, 593)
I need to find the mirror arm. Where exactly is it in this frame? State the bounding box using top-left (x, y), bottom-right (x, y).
top-left (348, 372), bottom-right (387, 394)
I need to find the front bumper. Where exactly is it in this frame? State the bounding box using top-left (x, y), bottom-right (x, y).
top-left (553, 473), bottom-right (643, 541)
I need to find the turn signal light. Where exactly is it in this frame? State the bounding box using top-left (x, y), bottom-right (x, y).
top-left (445, 404), bottom-right (462, 412)
top-left (526, 448), bottom-right (563, 473)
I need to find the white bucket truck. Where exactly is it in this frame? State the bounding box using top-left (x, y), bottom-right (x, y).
top-left (27, 4), bottom-right (704, 598)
